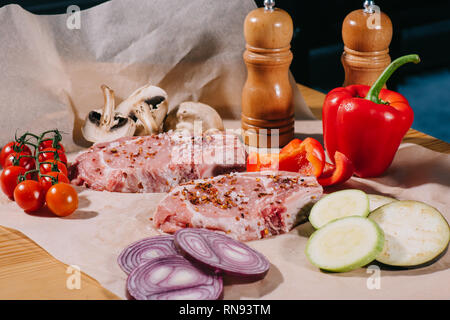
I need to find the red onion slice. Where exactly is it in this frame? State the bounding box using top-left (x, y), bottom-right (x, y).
top-left (127, 255), bottom-right (223, 300)
top-left (117, 235), bottom-right (178, 274)
top-left (174, 228), bottom-right (270, 280)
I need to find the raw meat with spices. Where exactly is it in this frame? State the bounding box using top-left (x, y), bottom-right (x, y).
top-left (153, 171), bottom-right (323, 241)
top-left (69, 132), bottom-right (246, 193)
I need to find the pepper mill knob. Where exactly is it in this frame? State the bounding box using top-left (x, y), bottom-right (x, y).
top-left (264, 0), bottom-right (275, 12)
top-left (241, 3), bottom-right (294, 148)
top-left (341, 1), bottom-right (393, 87)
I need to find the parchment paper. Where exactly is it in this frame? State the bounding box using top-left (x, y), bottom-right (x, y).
top-left (0, 0), bottom-right (313, 152)
top-left (0, 0), bottom-right (448, 300)
top-left (0, 120), bottom-right (448, 300)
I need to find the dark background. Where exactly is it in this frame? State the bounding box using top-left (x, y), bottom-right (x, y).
top-left (1, 0), bottom-right (449, 142)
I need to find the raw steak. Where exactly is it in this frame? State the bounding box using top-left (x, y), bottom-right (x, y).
top-left (69, 132), bottom-right (246, 193)
top-left (153, 171), bottom-right (323, 241)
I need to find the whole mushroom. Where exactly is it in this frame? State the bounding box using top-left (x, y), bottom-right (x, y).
top-left (116, 84), bottom-right (168, 135)
top-left (82, 85), bottom-right (136, 143)
top-left (163, 101), bottom-right (224, 134)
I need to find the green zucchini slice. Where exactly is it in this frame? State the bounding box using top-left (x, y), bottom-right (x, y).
top-left (306, 216), bottom-right (385, 272)
top-left (309, 189), bottom-right (369, 229)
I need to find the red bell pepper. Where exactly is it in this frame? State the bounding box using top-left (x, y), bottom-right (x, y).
top-left (323, 54), bottom-right (419, 178)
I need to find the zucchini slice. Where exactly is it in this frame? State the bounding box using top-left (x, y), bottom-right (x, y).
top-left (309, 189), bottom-right (369, 229)
top-left (369, 200), bottom-right (450, 267)
top-left (306, 216), bottom-right (384, 272)
top-left (368, 194), bottom-right (397, 212)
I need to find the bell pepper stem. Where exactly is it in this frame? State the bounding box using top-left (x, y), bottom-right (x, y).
top-left (365, 54), bottom-right (420, 104)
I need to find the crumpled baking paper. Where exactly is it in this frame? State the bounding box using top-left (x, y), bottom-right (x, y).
top-left (0, 0), bottom-right (313, 153)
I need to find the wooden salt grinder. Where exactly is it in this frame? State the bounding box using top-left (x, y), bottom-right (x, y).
top-left (241, 0), bottom-right (294, 148)
top-left (342, 1), bottom-right (393, 87)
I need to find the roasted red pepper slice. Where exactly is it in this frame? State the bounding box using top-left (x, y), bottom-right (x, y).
top-left (246, 152), bottom-right (280, 172)
top-left (246, 152), bottom-right (260, 172)
top-left (317, 152), bottom-right (354, 186)
top-left (246, 138), bottom-right (325, 177)
top-left (279, 138), bottom-right (325, 177)
top-left (319, 162), bottom-right (336, 179)
top-left (279, 138), bottom-right (302, 157)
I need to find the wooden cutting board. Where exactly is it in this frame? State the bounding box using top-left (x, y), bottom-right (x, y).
top-left (0, 225), bottom-right (120, 299)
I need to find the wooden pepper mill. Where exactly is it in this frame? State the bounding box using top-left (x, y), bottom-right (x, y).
top-left (241, 0), bottom-right (294, 148)
top-left (342, 1), bottom-right (393, 87)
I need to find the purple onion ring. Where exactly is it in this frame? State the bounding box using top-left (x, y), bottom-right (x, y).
top-left (174, 228), bottom-right (270, 280)
top-left (117, 235), bottom-right (178, 274)
top-left (127, 255), bottom-right (223, 300)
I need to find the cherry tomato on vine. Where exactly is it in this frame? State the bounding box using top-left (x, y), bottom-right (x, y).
top-left (1, 142), bottom-right (32, 168)
top-left (39, 172), bottom-right (69, 193)
top-left (46, 183), bottom-right (78, 217)
top-left (4, 152), bottom-right (36, 171)
top-left (13, 180), bottom-right (45, 212)
top-left (39, 160), bottom-right (68, 177)
top-left (38, 148), bottom-right (67, 165)
top-left (0, 166), bottom-right (28, 199)
top-left (38, 140), bottom-right (65, 153)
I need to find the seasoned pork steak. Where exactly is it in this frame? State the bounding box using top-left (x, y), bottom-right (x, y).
top-left (153, 171), bottom-right (323, 241)
top-left (69, 132), bottom-right (246, 193)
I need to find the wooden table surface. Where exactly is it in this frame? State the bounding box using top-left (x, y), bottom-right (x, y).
top-left (0, 84), bottom-right (448, 300)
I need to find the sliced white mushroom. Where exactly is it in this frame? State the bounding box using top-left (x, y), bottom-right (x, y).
top-left (163, 101), bottom-right (224, 135)
top-left (116, 84), bottom-right (168, 135)
top-left (82, 85), bottom-right (136, 143)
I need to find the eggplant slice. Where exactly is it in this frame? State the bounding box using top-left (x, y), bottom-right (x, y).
top-left (369, 200), bottom-right (450, 268)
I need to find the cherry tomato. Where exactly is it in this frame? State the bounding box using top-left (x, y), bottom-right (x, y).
top-left (38, 140), bottom-right (65, 153)
top-left (13, 180), bottom-right (45, 212)
top-left (1, 142), bottom-right (32, 168)
top-left (4, 152), bottom-right (36, 171)
top-left (38, 148), bottom-right (67, 165)
top-left (0, 166), bottom-right (27, 199)
top-left (46, 183), bottom-right (78, 217)
top-left (39, 172), bottom-right (70, 193)
top-left (39, 160), bottom-right (68, 177)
